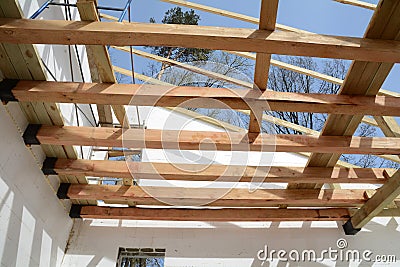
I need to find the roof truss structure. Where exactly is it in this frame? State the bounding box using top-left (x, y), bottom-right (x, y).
top-left (1, 0), bottom-right (400, 235)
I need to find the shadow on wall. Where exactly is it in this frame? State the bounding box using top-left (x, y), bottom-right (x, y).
top-left (61, 216), bottom-right (400, 267)
top-left (0, 104), bottom-right (73, 266)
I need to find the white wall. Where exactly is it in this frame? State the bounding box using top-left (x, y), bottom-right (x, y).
top-left (62, 217), bottom-right (400, 267)
top-left (0, 103), bottom-right (73, 267)
top-left (0, 2), bottom-right (96, 267)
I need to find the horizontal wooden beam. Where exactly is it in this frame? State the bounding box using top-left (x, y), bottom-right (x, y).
top-left (63, 184), bottom-right (369, 207)
top-left (50, 158), bottom-right (390, 184)
top-left (2, 19), bottom-right (400, 62)
top-left (29, 125), bottom-right (400, 155)
top-left (74, 205), bottom-right (351, 221)
top-left (11, 80), bottom-right (400, 116)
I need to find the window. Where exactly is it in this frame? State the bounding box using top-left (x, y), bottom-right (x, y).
top-left (116, 247), bottom-right (165, 267)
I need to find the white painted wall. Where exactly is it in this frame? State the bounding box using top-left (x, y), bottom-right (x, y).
top-left (0, 103), bottom-right (72, 267)
top-left (62, 217), bottom-right (400, 267)
top-left (0, 2), bottom-right (95, 266)
top-left (5, 2), bottom-right (399, 267)
top-left (62, 106), bottom-right (400, 266)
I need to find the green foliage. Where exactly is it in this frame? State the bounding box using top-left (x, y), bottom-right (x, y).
top-left (149, 7), bottom-right (211, 62)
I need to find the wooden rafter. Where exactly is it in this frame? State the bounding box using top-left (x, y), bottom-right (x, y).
top-left (289, 0), bottom-right (400, 190)
top-left (158, 0), bottom-right (310, 33)
top-left (345, 169), bottom-right (400, 234)
top-left (2, 19), bottom-right (400, 62)
top-left (249, 0), bottom-right (279, 135)
top-left (48, 158), bottom-right (390, 184)
top-left (76, 0), bottom-right (129, 128)
top-left (112, 46), bottom-right (253, 88)
top-left (100, 68), bottom-right (400, 166)
top-left (333, 0), bottom-right (376, 10)
top-left (28, 125), bottom-right (400, 155)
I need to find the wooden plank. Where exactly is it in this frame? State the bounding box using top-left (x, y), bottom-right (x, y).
top-left (249, 0), bottom-right (279, 135)
top-left (289, 0), bottom-right (400, 190)
top-left (333, 0), bottom-right (376, 10)
top-left (78, 206), bottom-right (351, 221)
top-left (12, 80), bottom-right (400, 116)
top-left (349, 169), bottom-right (400, 228)
top-left (2, 19), bottom-right (400, 62)
top-left (65, 184), bottom-right (369, 207)
top-left (76, 0), bottom-right (128, 128)
top-left (52, 158), bottom-right (389, 184)
top-left (374, 116), bottom-right (400, 137)
top-left (230, 50), bottom-right (400, 98)
top-left (158, 0), bottom-right (311, 33)
top-left (34, 125), bottom-right (400, 155)
top-left (129, 71), bottom-right (399, 166)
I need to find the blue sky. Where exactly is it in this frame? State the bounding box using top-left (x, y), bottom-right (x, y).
top-left (99, 0), bottom-right (398, 92)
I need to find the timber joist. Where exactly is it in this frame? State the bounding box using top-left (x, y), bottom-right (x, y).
top-left (2, 0), bottom-right (400, 234)
top-left (23, 124), bottom-right (400, 155)
top-left (3, 79), bottom-right (400, 116)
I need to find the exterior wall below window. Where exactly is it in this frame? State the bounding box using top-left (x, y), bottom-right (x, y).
top-left (62, 217), bottom-right (400, 267)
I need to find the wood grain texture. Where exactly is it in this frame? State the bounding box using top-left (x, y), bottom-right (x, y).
top-left (79, 206), bottom-right (351, 221)
top-left (2, 19), bottom-right (400, 62)
top-left (66, 184), bottom-right (369, 207)
top-left (53, 158), bottom-right (390, 184)
top-left (35, 125), bottom-right (400, 155)
top-left (12, 80), bottom-right (400, 116)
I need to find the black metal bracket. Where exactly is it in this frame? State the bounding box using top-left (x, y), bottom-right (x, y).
top-left (69, 205), bottom-right (82, 218)
top-left (0, 79), bottom-right (19, 103)
top-left (342, 220), bottom-right (361, 235)
top-left (42, 157), bottom-right (58, 175)
top-left (22, 124), bottom-right (42, 145)
top-left (57, 183), bottom-right (71, 199)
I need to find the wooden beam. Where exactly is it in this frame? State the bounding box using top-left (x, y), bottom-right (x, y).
top-left (12, 80), bottom-right (400, 116)
top-left (2, 19), bottom-right (400, 62)
top-left (0, 0), bottom-right (89, 194)
top-left (32, 125), bottom-right (400, 155)
top-left (229, 51), bottom-right (400, 162)
top-left (348, 169), bottom-right (400, 231)
top-left (289, 0), bottom-right (400, 190)
top-left (374, 116), bottom-right (400, 137)
top-left (127, 71), bottom-right (400, 166)
top-left (333, 0), bottom-right (376, 10)
top-left (76, 205), bottom-right (351, 221)
top-left (64, 184), bottom-right (369, 207)
top-left (249, 0), bottom-right (279, 135)
top-left (228, 50), bottom-right (400, 98)
top-left (76, 0), bottom-right (129, 128)
top-left (51, 158), bottom-right (389, 184)
top-left (158, 0), bottom-right (311, 33)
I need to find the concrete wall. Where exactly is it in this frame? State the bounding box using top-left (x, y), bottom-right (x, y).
top-left (0, 2), bottom-right (95, 267)
top-left (61, 217), bottom-right (400, 267)
top-left (0, 103), bottom-right (73, 267)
